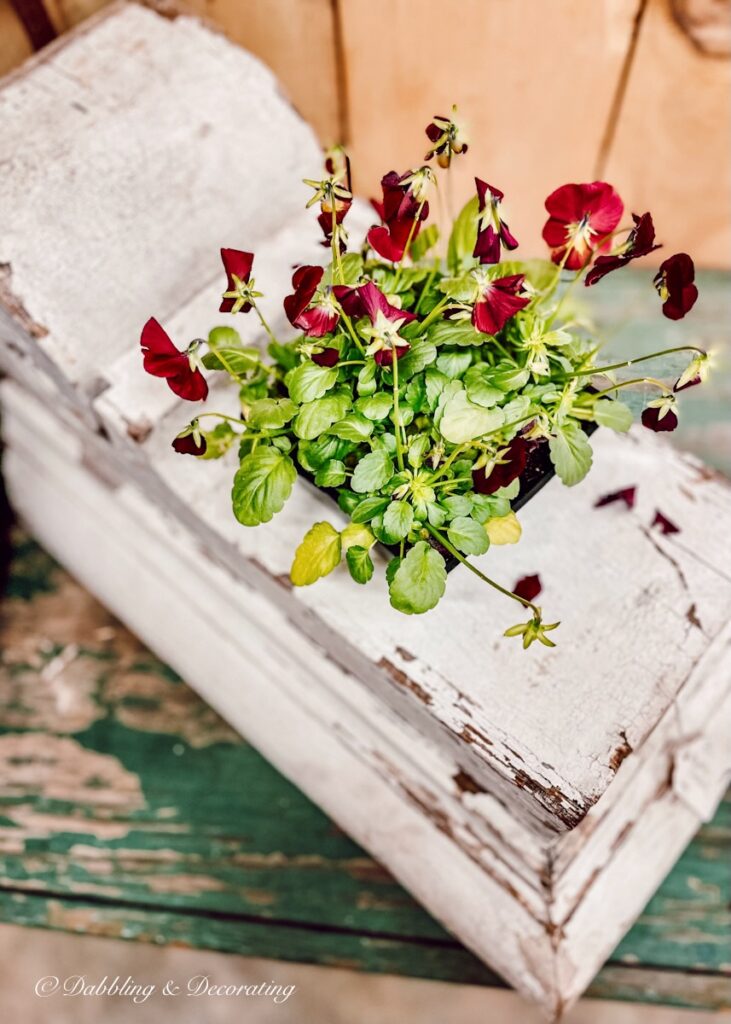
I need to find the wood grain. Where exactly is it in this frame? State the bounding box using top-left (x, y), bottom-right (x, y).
top-left (0, 0), bottom-right (33, 76)
top-left (0, 530), bottom-right (728, 1011)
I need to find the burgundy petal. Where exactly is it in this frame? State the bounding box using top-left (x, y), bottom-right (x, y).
top-left (172, 433), bottom-right (207, 456)
top-left (374, 344), bottom-right (409, 366)
top-left (220, 249), bottom-right (254, 313)
top-left (513, 574), bottom-right (542, 602)
top-left (472, 437), bottom-right (531, 494)
top-left (656, 253), bottom-right (698, 320)
top-left (332, 285), bottom-right (366, 319)
top-left (651, 510), bottom-right (680, 535)
top-left (641, 406), bottom-right (678, 432)
top-left (283, 265), bottom-right (324, 328)
top-left (673, 373), bottom-right (701, 393)
top-left (594, 486), bottom-right (637, 510)
top-left (358, 281), bottom-right (416, 325)
top-left (472, 275), bottom-right (529, 334)
top-left (140, 318), bottom-right (208, 402)
top-left (312, 347), bottom-right (340, 367)
top-left (473, 224), bottom-right (501, 264)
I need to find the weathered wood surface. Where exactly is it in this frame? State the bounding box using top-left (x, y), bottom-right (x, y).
top-left (0, 529), bottom-right (728, 1013)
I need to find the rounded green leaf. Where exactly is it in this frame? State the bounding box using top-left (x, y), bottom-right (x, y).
top-left (383, 500), bottom-right (414, 540)
top-left (346, 545), bottom-right (375, 585)
top-left (389, 541), bottom-right (447, 615)
top-left (314, 460), bottom-right (347, 488)
top-left (341, 521), bottom-right (375, 552)
top-left (355, 392), bottom-right (394, 421)
top-left (593, 399), bottom-right (633, 432)
top-left (293, 393), bottom-right (350, 440)
top-left (351, 450), bottom-right (394, 494)
top-left (350, 496), bottom-right (390, 523)
top-left (248, 397), bottom-right (297, 430)
top-left (549, 421), bottom-right (593, 486)
top-left (287, 361), bottom-right (338, 404)
top-left (232, 448), bottom-right (297, 526)
top-left (291, 522), bottom-right (342, 586)
top-left (329, 413), bottom-right (373, 442)
top-left (440, 389), bottom-right (505, 444)
top-left (447, 515), bottom-right (490, 555)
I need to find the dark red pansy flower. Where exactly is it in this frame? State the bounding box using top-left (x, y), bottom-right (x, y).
top-left (324, 145), bottom-right (352, 191)
top-left (311, 347), bottom-right (340, 367)
top-left (651, 510), bottom-right (680, 535)
top-left (172, 432), bottom-right (207, 456)
top-left (641, 405), bottom-right (678, 432)
top-left (472, 273), bottom-right (530, 335)
top-left (472, 437), bottom-right (532, 495)
top-left (283, 265), bottom-right (340, 338)
top-left (654, 253), bottom-right (698, 320)
top-left (355, 281), bottom-right (415, 365)
top-left (424, 107), bottom-right (469, 168)
top-left (140, 317), bottom-right (208, 402)
top-left (219, 249), bottom-right (254, 313)
top-left (367, 169), bottom-right (430, 263)
top-left (332, 284), bottom-right (366, 318)
top-left (513, 574), bottom-right (542, 602)
top-left (473, 179), bottom-right (519, 264)
top-left (317, 195), bottom-right (352, 252)
top-left (543, 182), bottom-right (624, 269)
top-left (594, 486), bottom-right (637, 510)
top-left (585, 213), bottom-right (661, 286)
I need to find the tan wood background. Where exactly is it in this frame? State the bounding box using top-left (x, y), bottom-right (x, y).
top-left (2, 0), bottom-right (729, 266)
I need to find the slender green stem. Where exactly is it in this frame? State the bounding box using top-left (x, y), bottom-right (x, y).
top-left (415, 259), bottom-right (440, 315)
top-left (391, 352), bottom-right (405, 473)
top-left (337, 360), bottom-right (365, 368)
top-left (425, 523), bottom-right (537, 613)
top-left (253, 303), bottom-right (278, 347)
top-left (337, 307), bottom-right (365, 354)
top-left (417, 296), bottom-right (449, 332)
top-left (583, 376), bottom-right (671, 399)
top-left (196, 412), bottom-right (244, 426)
top-left (430, 442), bottom-right (469, 483)
top-left (331, 204), bottom-right (345, 285)
top-left (562, 346), bottom-right (706, 380)
top-left (432, 475), bottom-right (472, 490)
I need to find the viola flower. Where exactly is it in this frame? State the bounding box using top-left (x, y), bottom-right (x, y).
top-left (585, 213), bottom-right (661, 286)
top-left (513, 574), bottom-right (542, 602)
top-left (594, 486), bottom-right (637, 510)
top-left (311, 347), bottom-right (340, 367)
top-left (219, 249), bottom-right (257, 314)
top-left (324, 145), bottom-right (351, 190)
top-left (305, 173), bottom-right (353, 252)
top-left (283, 266), bottom-right (340, 338)
top-left (473, 179), bottom-right (519, 264)
top-left (652, 510), bottom-right (680, 535)
top-left (472, 271), bottom-right (530, 335)
top-left (674, 352), bottom-right (708, 392)
top-left (355, 281), bottom-right (416, 365)
top-left (140, 317), bottom-right (208, 402)
top-left (367, 168), bottom-right (432, 263)
top-left (641, 395), bottom-right (678, 432)
top-left (172, 423), bottom-right (207, 457)
top-left (542, 182), bottom-right (624, 269)
top-left (654, 253), bottom-right (698, 320)
top-left (424, 106), bottom-right (469, 168)
top-left (472, 437), bottom-right (532, 495)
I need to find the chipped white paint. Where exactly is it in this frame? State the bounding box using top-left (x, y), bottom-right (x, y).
top-left (1, 4), bottom-right (731, 1015)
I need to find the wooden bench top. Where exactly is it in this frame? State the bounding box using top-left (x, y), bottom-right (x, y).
top-left (0, 526), bottom-right (728, 1012)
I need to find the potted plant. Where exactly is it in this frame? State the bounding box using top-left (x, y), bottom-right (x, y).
top-left (140, 108), bottom-right (707, 648)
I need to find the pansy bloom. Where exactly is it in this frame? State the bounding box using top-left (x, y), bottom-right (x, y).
top-left (674, 352), bottom-right (708, 392)
top-left (172, 427), bottom-right (207, 456)
top-left (140, 317), bottom-right (208, 402)
top-left (219, 249), bottom-right (256, 314)
top-left (472, 436), bottom-right (532, 495)
top-left (424, 106), bottom-right (469, 168)
top-left (513, 574), bottom-right (542, 602)
top-left (472, 271), bottom-right (530, 335)
top-left (367, 168), bottom-right (432, 263)
top-left (305, 170), bottom-right (353, 252)
top-left (283, 265), bottom-right (340, 338)
top-left (543, 182), bottom-right (624, 269)
top-left (585, 213), bottom-right (661, 285)
top-left (352, 281), bottom-right (415, 365)
top-left (654, 253), bottom-right (698, 320)
top-left (641, 395), bottom-right (678, 432)
top-left (473, 179), bottom-right (519, 264)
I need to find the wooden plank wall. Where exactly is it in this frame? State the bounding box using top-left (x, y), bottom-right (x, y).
top-left (1, 0), bottom-right (729, 266)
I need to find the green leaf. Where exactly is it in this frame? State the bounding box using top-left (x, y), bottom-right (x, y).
top-left (204, 327), bottom-right (261, 375)
top-left (464, 365), bottom-right (503, 408)
top-left (440, 389), bottom-right (505, 444)
top-left (447, 196), bottom-right (479, 275)
top-left (350, 496), bottom-right (390, 523)
top-left (351, 450), bottom-right (394, 494)
top-left (407, 434), bottom-right (430, 469)
top-left (287, 361), bottom-right (338, 404)
top-left (357, 360), bottom-right (377, 396)
top-left (428, 319), bottom-right (489, 347)
top-left (386, 556), bottom-right (401, 586)
top-left (470, 492), bottom-right (511, 523)
top-left (355, 392), bottom-right (393, 421)
top-left (232, 447), bottom-right (297, 526)
top-left (593, 399), bottom-right (633, 432)
top-left (397, 337), bottom-right (437, 379)
top-left (200, 422), bottom-right (237, 460)
top-left (290, 522), bottom-right (342, 586)
top-left (492, 362), bottom-right (530, 392)
top-left (549, 421), bottom-right (593, 486)
top-left (298, 435), bottom-right (352, 471)
top-left (389, 541), bottom-right (447, 614)
top-left (339, 252), bottom-right (364, 285)
top-left (442, 494), bottom-right (472, 517)
top-left (293, 392), bottom-right (350, 440)
top-left (436, 349), bottom-right (472, 379)
top-left (424, 367), bottom-right (449, 409)
top-left (314, 460), bottom-right (347, 488)
top-left (329, 412), bottom-right (373, 442)
top-left (383, 500), bottom-right (414, 540)
top-left (409, 224), bottom-right (440, 262)
top-left (437, 275), bottom-right (478, 303)
top-left (447, 515), bottom-right (490, 555)
top-left (346, 545), bottom-right (374, 584)
top-left (341, 522), bottom-right (375, 552)
top-left (247, 397), bottom-right (297, 430)
top-left (268, 339), bottom-right (300, 372)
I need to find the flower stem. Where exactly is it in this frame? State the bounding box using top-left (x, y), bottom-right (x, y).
top-left (425, 523), bottom-right (537, 613)
top-left (331, 205), bottom-right (345, 285)
top-left (196, 412), bottom-right (244, 426)
top-left (338, 307), bottom-right (365, 355)
top-left (391, 352), bottom-right (406, 473)
top-left (562, 346), bottom-right (706, 380)
top-left (584, 376), bottom-right (671, 399)
top-left (253, 303), bottom-right (279, 347)
top-left (417, 296), bottom-right (449, 332)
